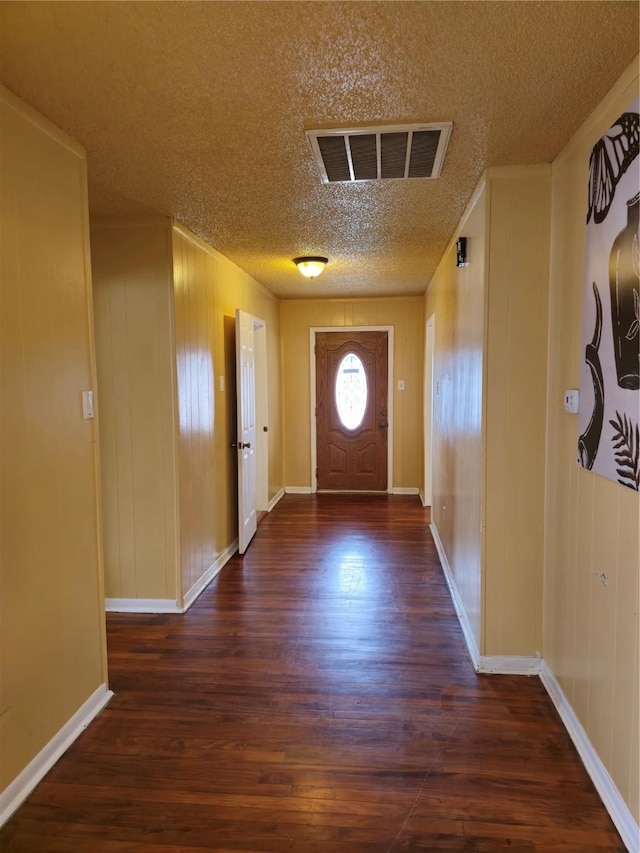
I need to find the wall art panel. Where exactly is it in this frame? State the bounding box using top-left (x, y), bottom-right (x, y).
top-left (578, 99), bottom-right (639, 490)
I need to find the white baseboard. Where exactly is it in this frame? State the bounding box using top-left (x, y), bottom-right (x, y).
top-left (430, 522), bottom-right (481, 670)
top-left (182, 539), bottom-right (238, 612)
top-left (540, 661), bottom-right (639, 853)
top-left (284, 486), bottom-right (312, 494)
top-left (390, 487), bottom-right (420, 495)
top-left (419, 490), bottom-right (427, 507)
top-left (431, 522), bottom-right (637, 848)
top-left (268, 488), bottom-right (285, 511)
top-left (430, 523), bottom-right (543, 677)
top-left (478, 656), bottom-right (542, 675)
top-left (0, 683), bottom-right (113, 828)
top-left (105, 598), bottom-right (181, 613)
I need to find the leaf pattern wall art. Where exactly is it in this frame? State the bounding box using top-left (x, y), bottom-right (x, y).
top-left (609, 411), bottom-right (640, 490)
top-left (578, 99), bottom-right (640, 491)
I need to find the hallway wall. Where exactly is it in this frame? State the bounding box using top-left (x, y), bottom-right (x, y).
top-left (483, 166), bottom-right (551, 657)
top-left (91, 219), bottom-right (284, 608)
top-left (0, 88), bottom-right (108, 794)
top-left (543, 59), bottom-right (639, 823)
top-left (280, 297), bottom-right (424, 491)
top-left (92, 217), bottom-right (179, 602)
top-left (426, 166), bottom-right (552, 659)
top-left (172, 225), bottom-right (283, 598)
top-left (425, 184), bottom-right (487, 648)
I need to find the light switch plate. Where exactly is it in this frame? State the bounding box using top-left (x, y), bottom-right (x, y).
top-left (82, 390), bottom-right (94, 419)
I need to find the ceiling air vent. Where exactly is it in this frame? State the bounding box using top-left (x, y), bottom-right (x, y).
top-left (306, 122), bottom-right (452, 184)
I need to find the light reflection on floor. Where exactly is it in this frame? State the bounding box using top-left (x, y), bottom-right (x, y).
top-left (320, 535), bottom-right (384, 597)
top-left (337, 550), bottom-right (368, 594)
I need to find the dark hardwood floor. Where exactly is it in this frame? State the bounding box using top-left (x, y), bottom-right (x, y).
top-left (1, 495), bottom-right (626, 851)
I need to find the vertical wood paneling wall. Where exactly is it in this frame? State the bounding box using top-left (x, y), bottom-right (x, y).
top-left (484, 167), bottom-right (551, 657)
top-left (279, 298), bottom-right (424, 491)
top-left (172, 231), bottom-right (221, 597)
top-left (426, 167), bottom-right (551, 659)
top-left (0, 88), bottom-right (107, 790)
top-left (92, 219), bottom-right (179, 601)
top-left (171, 226), bottom-right (282, 599)
top-left (426, 186), bottom-right (487, 647)
top-left (92, 220), bottom-right (283, 606)
top-left (544, 62), bottom-right (639, 822)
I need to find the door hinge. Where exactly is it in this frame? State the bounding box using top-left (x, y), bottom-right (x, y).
top-left (315, 467), bottom-right (318, 478)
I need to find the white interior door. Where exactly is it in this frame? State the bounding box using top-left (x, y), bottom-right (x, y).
top-left (236, 309), bottom-right (257, 554)
top-left (424, 315), bottom-right (435, 506)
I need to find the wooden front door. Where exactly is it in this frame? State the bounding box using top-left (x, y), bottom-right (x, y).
top-left (316, 330), bottom-right (388, 491)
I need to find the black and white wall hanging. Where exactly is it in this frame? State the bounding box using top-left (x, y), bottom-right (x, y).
top-left (578, 99), bottom-right (639, 490)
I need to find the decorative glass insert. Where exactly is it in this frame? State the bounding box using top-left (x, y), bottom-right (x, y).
top-left (335, 353), bottom-right (368, 430)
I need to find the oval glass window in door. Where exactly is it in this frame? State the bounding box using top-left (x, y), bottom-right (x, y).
top-left (335, 353), bottom-right (368, 430)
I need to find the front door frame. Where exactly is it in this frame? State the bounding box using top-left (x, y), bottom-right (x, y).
top-left (310, 326), bottom-right (394, 494)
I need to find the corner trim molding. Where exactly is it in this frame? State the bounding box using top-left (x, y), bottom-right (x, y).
top-left (0, 683), bottom-right (113, 828)
top-left (553, 58), bottom-right (640, 170)
top-left (540, 661), bottom-right (639, 853)
top-left (182, 539), bottom-right (238, 612)
top-left (172, 222), bottom-right (276, 302)
top-left (284, 486), bottom-right (312, 494)
top-left (268, 488), bottom-right (285, 512)
top-left (430, 521), bottom-right (480, 670)
top-left (105, 598), bottom-right (181, 614)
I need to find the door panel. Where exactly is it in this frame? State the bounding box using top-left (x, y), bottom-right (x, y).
top-left (236, 309), bottom-right (257, 553)
top-left (316, 330), bottom-right (388, 491)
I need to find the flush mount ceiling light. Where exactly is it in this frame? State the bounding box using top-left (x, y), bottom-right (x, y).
top-left (293, 256), bottom-right (328, 278)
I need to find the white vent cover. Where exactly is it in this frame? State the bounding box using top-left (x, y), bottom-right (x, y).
top-left (306, 122), bottom-right (452, 183)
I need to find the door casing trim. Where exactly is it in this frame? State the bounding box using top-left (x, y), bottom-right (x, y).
top-left (310, 326), bottom-right (394, 493)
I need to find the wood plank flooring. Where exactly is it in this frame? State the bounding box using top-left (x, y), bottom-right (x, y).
top-left (1, 495), bottom-right (626, 851)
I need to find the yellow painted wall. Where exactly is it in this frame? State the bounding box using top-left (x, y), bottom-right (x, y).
top-left (172, 225), bottom-right (283, 598)
top-left (92, 218), bottom-right (283, 606)
top-left (544, 61), bottom-right (639, 822)
top-left (91, 218), bottom-right (179, 601)
top-left (426, 167), bottom-right (551, 658)
top-left (484, 166), bottom-right (551, 656)
top-left (426, 183), bottom-right (487, 646)
top-left (0, 87), bottom-right (107, 789)
top-left (280, 298), bottom-right (424, 490)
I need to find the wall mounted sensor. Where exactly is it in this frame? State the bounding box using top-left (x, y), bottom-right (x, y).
top-left (456, 237), bottom-right (467, 267)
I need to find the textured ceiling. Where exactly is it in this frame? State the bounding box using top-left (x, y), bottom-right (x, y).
top-left (1, 2), bottom-right (638, 298)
